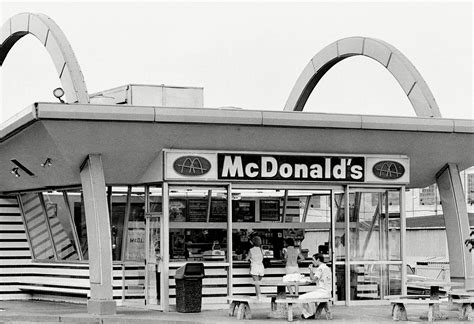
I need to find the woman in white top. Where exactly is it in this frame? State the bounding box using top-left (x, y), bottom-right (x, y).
top-left (245, 236), bottom-right (264, 299)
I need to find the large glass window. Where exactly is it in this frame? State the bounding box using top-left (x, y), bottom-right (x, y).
top-left (112, 186), bottom-right (146, 261)
top-left (71, 190), bottom-right (88, 260)
top-left (347, 191), bottom-right (401, 261)
top-left (168, 186), bottom-right (228, 262)
top-left (334, 188), bottom-right (403, 302)
top-left (20, 193), bottom-right (55, 260)
top-left (230, 188), bottom-right (332, 263)
top-left (19, 190), bottom-right (83, 261)
top-left (43, 192), bottom-right (80, 260)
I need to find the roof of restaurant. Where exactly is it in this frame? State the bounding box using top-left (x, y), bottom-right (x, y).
top-left (0, 102), bottom-right (473, 193)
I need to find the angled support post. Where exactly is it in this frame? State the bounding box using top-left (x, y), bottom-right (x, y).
top-left (436, 163), bottom-right (473, 288)
top-left (80, 154), bottom-right (116, 315)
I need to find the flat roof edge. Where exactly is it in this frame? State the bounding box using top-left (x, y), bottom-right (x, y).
top-left (1, 103), bottom-right (473, 139)
top-left (37, 103), bottom-right (155, 122)
top-left (0, 104), bottom-right (37, 141)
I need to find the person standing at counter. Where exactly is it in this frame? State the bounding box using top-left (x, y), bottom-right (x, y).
top-left (283, 238), bottom-right (305, 295)
top-left (283, 238), bottom-right (304, 274)
top-left (299, 253), bottom-right (332, 319)
top-left (245, 236), bottom-right (265, 300)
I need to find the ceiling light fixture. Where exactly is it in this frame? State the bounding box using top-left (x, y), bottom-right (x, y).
top-left (41, 158), bottom-right (53, 167)
top-left (10, 167), bottom-right (20, 177)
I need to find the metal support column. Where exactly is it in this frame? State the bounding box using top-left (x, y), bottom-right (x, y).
top-left (161, 182), bottom-right (170, 311)
top-left (400, 186), bottom-right (407, 296)
top-left (79, 154), bottom-right (116, 315)
top-left (344, 186), bottom-right (351, 306)
top-left (227, 183), bottom-right (233, 297)
top-left (330, 190), bottom-right (337, 300)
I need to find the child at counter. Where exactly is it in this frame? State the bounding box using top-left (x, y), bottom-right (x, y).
top-left (245, 236), bottom-right (265, 300)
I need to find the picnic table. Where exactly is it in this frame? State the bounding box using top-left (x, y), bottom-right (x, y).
top-left (409, 280), bottom-right (463, 320)
top-left (260, 279), bottom-right (312, 318)
top-left (447, 289), bottom-right (474, 320)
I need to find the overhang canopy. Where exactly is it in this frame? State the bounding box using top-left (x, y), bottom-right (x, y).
top-left (0, 103), bottom-right (472, 193)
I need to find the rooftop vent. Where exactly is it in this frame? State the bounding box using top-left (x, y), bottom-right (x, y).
top-left (90, 84), bottom-right (203, 108)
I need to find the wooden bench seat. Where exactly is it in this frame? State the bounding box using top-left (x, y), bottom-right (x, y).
top-left (451, 297), bottom-right (474, 320)
top-left (275, 297), bottom-right (332, 322)
top-left (384, 294), bottom-right (431, 300)
top-left (390, 299), bottom-right (441, 322)
top-left (18, 285), bottom-right (89, 298)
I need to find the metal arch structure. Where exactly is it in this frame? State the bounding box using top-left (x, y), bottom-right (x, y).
top-left (0, 13), bottom-right (89, 104)
top-left (284, 37), bottom-right (442, 118)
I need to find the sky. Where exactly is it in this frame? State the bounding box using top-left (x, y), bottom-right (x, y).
top-left (1, 1), bottom-right (472, 123)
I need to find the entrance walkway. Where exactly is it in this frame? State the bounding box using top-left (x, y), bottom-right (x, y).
top-left (0, 300), bottom-right (470, 323)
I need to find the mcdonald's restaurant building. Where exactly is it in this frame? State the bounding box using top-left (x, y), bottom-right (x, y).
top-left (0, 13), bottom-right (473, 315)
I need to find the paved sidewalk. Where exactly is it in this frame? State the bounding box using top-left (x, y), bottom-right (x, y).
top-left (0, 300), bottom-right (471, 323)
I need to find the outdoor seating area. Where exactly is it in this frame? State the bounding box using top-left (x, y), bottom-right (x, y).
top-left (2, 299), bottom-right (474, 323)
top-left (227, 294), bottom-right (332, 322)
top-left (226, 280), bottom-right (474, 323)
top-left (384, 282), bottom-right (474, 322)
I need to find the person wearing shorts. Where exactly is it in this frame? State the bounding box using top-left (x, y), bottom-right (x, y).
top-left (246, 236), bottom-right (264, 299)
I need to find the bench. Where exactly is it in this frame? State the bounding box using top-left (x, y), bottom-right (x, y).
top-left (18, 285), bottom-right (89, 298)
top-left (385, 295), bottom-right (433, 317)
top-left (390, 298), bottom-right (441, 322)
top-left (275, 297), bottom-right (332, 322)
top-left (451, 297), bottom-right (474, 320)
top-left (384, 295), bottom-right (431, 300)
top-left (226, 295), bottom-right (271, 320)
top-left (266, 294), bottom-right (298, 311)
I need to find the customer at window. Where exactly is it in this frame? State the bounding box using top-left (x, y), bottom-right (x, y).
top-left (283, 238), bottom-right (304, 274)
top-left (299, 253), bottom-right (332, 319)
top-left (245, 236), bottom-right (265, 300)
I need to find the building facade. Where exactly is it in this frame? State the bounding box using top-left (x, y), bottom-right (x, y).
top-left (1, 13), bottom-right (473, 315)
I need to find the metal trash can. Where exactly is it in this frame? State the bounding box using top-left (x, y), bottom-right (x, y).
top-left (175, 263), bottom-right (205, 313)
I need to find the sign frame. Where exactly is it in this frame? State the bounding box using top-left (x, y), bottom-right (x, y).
top-left (163, 149), bottom-right (410, 185)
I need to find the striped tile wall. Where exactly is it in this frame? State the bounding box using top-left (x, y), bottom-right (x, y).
top-left (168, 263), bottom-right (314, 308)
top-left (4, 261), bottom-right (144, 305)
top-left (0, 195), bottom-right (32, 299)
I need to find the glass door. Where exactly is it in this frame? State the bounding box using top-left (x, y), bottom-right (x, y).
top-left (145, 212), bottom-right (162, 309)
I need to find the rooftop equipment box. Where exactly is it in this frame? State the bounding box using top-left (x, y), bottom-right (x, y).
top-left (90, 84), bottom-right (204, 108)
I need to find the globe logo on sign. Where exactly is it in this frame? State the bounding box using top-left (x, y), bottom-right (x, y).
top-left (173, 156), bottom-right (211, 176)
top-left (373, 160), bottom-right (405, 180)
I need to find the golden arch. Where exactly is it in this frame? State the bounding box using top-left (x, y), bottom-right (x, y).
top-left (284, 37), bottom-right (441, 117)
top-left (0, 13), bottom-right (89, 103)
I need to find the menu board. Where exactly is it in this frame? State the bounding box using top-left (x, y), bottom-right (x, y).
top-left (210, 199), bottom-right (227, 222)
top-left (187, 199), bottom-right (208, 222)
top-left (232, 200), bottom-right (255, 222)
top-left (169, 200), bottom-right (186, 222)
top-left (260, 199), bottom-right (280, 221)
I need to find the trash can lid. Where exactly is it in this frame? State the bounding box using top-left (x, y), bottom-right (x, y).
top-left (175, 262), bottom-right (205, 279)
